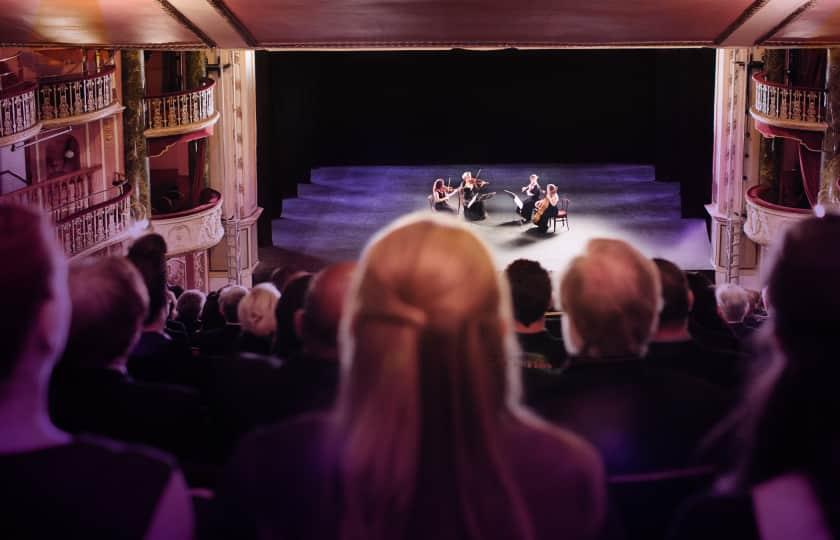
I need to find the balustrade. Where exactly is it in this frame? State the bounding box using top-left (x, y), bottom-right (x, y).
top-left (752, 72), bottom-right (827, 129)
top-left (143, 78), bottom-right (217, 135)
top-left (55, 180), bottom-right (133, 257)
top-left (0, 81), bottom-right (40, 144)
top-left (38, 66), bottom-right (117, 124)
top-left (0, 166), bottom-right (101, 215)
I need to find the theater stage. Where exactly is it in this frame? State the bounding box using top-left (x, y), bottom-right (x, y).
top-left (265, 164), bottom-right (712, 275)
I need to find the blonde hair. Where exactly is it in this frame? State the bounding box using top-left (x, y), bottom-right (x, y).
top-left (560, 238), bottom-right (661, 358)
top-left (237, 283), bottom-right (280, 337)
top-left (334, 212), bottom-right (533, 540)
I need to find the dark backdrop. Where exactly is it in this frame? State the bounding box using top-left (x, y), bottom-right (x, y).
top-left (256, 49), bottom-right (715, 241)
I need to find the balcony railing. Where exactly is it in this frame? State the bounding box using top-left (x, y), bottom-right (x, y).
top-left (150, 190), bottom-right (224, 256)
top-left (751, 72), bottom-right (827, 131)
top-left (55, 180), bottom-right (133, 257)
top-left (38, 66), bottom-right (119, 126)
top-left (143, 78), bottom-right (219, 137)
top-left (0, 165), bottom-right (102, 215)
top-left (0, 81), bottom-right (41, 147)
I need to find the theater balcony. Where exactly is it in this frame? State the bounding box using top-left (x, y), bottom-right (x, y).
top-left (37, 66), bottom-right (123, 128)
top-left (743, 184), bottom-right (813, 247)
top-left (150, 189), bottom-right (224, 257)
top-left (0, 166), bottom-right (139, 258)
top-left (0, 51), bottom-right (42, 148)
top-left (749, 72), bottom-right (827, 132)
top-left (142, 78), bottom-right (220, 139)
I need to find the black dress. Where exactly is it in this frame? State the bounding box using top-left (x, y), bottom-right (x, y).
top-left (463, 184), bottom-right (487, 221)
top-left (519, 184), bottom-right (542, 221)
top-left (432, 190), bottom-right (456, 213)
top-left (534, 197), bottom-right (559, 231)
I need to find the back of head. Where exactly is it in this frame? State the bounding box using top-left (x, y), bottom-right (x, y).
top-left (238, 283), bottom-right (280, 337)
top-left (768, 215), bottom-right (840, 361)
top-left (126, 234), bottom-right (168, 326)
top-left (560, 238), bottom-right (661, 358)
top-left (300, 262), bottom-right (356, 353)
top-left (274, 272), bottom-right (313, 355)
top-left (175, 289), bottom-right (206, 325)
top-left (219, 285), bottom-right (248, 323)
top-left (653, 258), bottom-right (691, 328)
top-left (63, 257), bottom-right (149, 369)
top-left (337, 213), bottom-right (528, 540)
top-left (715, 283), bottom-right (750, 324)
top-left (505, 259), bottom-right (552, 326)
top-left (0, 204), bottom-right (69, 381)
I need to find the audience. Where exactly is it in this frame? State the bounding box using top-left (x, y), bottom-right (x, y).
top-left (646, 258), bottom-right (743, 390)
top-left (686, 272), bottom-right (741, 353)
top-left (175, 289), bottom-right (206, 337)
top-left (126, 234), bottom-right (195, 386)
top-left (273, 272), bottom-right (314, 357)
top-left (671, 215), bottom-right (840, 539)
top-left (0, 203), bottom-right (192, 539)
top-left (527, 239), bottom-right (728, 476)
top-left (715, 283), bottom-right (754, 340)
top-left (200, 288), bottom-right (227, 332)
top-left (236, 283), bottom-right (281, 355)
top-left (215, 214), bottom-right (606, 540)
top-left (50, 256), bottom-right (212, 464)
top-left (195, 285), bottom-right (248, 356)
top-left (505, 259), bottom-right (567, 369)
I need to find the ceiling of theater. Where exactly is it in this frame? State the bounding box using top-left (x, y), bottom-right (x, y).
top-left (0, 0), bottom-right (837, 50)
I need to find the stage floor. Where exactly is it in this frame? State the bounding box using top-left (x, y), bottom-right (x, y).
top-left (265, 164), bottom-right (712, 275)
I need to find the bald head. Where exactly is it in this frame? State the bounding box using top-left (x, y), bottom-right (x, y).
top-left (297, 262), bottom-right (356, 358)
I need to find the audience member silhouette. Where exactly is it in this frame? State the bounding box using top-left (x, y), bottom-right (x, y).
top-left (686, 272), bottom-right (740, 353)
top-left (175, 289), bottom-right (206, 337)
top-left (236, 283), bottom-right (280, 355)
top-left (528, 239), bottom-right (728, 476)
top-left (646, 258), bottom-right (743, 390)
top-left (0, 203), bottom-right (192, 539)
top-left (215, 214), bottom-right (606, 540)
top-left (196, 285), bottom-right (248, 356)
top-left (505, 258), bottom-right (566, 369)
top-left (50, 256), bottom-right (212, 464)
top-left (715, 283), bottom-right (754, 340)
top-left (671, 215), bottom-right (840, 540)
top-left (273, 272), bottom-right (314, 357)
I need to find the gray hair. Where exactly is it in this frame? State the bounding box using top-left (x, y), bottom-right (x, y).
top-left (715, 283), bottom-right (751, 323)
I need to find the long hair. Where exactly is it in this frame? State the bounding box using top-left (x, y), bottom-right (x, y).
top-left (332, 213), bottom-right (534, 540)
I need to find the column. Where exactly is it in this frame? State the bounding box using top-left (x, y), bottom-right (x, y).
top-left (820, 48), bottom-right (840, 206)
top-left (121, 50), bottom-right (150, 215)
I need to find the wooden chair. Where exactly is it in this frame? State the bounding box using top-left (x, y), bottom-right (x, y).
top-left (550, 197), bottom-right (570, 231)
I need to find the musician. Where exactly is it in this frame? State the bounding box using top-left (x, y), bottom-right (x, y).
top-left (519, 174), bottom-right (542, 223)
top-left (533, 184), bottom-right (560, 232)
top-left (431, 178), bottom-right (460, 213)
top-left (461, 171), bottom-right (490, 221)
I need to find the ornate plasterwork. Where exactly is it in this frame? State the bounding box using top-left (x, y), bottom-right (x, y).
top-left (151, 197), bottom-right (225, 257)
top-left (743, 189), bottom-right (812, 246)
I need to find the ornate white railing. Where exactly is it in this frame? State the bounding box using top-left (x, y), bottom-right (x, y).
top-left (0, 165), bottom-right (101, 215)
top-left (0, 81), bottom-right (40, 145)
top-left (751, 72), bottom-right (827, 130)
top-left (143, 78), bottom-right (217, 136)
top-left (38, 66), bottom-right (117, 124)
top-left (151, 191), bottom-right (224, 256)
top-left (55, 180), bottom-right (133, 257)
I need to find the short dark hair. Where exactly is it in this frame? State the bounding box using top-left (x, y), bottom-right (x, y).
top-left (653, 258), bottom-right (690, 327)
top-left (505, 259), bottom-right (552, 326)
top-left (64, 257), bottom-right (149, 369)
top-left (126, 234), bottom-right (168, 326)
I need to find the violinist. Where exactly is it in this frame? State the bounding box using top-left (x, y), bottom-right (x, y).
top-left (431, 178), bottom-right (460, 213)
top-left (519, 174), bottom-right (542, 223)
top-left (462, 171), bottom-right (491, 221)
top-left (532, 183), bottom-right (559, 232)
